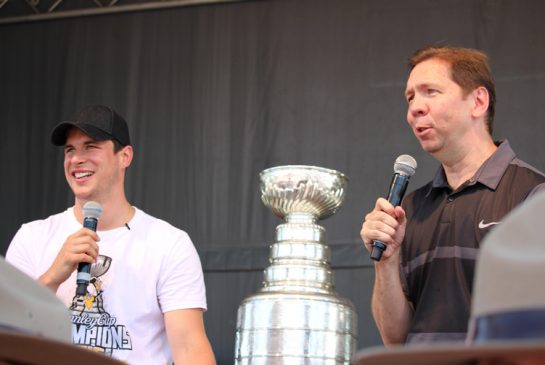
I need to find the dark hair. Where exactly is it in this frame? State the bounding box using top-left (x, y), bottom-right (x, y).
top-left (409, 46), bottom-right (496, 134)
top-left (112, 139), bottom-right (124, 153)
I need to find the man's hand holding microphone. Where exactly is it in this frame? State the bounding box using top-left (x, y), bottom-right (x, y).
top-left (360, 155), bottom-right (417, 262)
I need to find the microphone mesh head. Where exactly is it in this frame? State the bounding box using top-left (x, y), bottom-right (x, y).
top-left (394, 154), bottom-right (417, 176)
top-left (83, 201), bottom-right (103, 219)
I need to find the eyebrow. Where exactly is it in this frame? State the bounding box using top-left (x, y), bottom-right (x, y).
top-left (64, 139), bottom-right (102, 149)
top-left (405, 82), bottom-right (439, 97)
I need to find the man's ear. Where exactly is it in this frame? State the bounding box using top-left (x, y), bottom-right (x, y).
top-left (119, 145), bottom-right (133, 169)
top-left (471, 86), bottom-right (490, 120)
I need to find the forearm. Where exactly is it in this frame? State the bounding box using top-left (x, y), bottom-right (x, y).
top-left (371, 257), bottom-right (413, 345)
top-left (173, 340), bottom-right (216, 365)
top-left (165, 309), bottom-right (216, 365)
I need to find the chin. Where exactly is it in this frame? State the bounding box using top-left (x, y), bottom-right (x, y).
top-left (73, 190), bottom-right (96, 201)
top-left (419, 140), bottom-right (442, 154)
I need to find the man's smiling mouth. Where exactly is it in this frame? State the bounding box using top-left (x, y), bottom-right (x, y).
top-left (74, 171), bottom-right (93, 179)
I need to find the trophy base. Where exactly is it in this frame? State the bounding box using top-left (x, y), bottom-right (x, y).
top-left (235, 291), bottom-right (357, 365)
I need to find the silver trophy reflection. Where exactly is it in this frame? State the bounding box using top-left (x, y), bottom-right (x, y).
top-left (234, 165), bottom-right (357, 364)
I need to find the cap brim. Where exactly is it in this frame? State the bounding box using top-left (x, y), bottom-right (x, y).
top-left (353, 341), bottom-right (545, 365)
top-left (51, 122), bottom-right (113, 146)
top-left (0, 331), bottom-right (124, 364)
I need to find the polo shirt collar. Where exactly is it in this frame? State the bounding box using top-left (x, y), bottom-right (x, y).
top-left (428, 140), bottom-right (515, 194)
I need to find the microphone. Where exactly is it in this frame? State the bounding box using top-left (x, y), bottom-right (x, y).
top-left (76, 201), bottom-right (102, 296)
top-left (370, 154), bottom-right (417, 261)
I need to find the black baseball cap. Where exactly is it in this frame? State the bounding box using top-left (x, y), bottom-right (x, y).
top-left (51, 105), bottom-right (131, 146)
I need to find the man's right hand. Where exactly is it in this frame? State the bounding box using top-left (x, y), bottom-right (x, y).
top-left (360, 197), bottom-right (407, 261)
top-left (39, 228), bottom-right (100, 292)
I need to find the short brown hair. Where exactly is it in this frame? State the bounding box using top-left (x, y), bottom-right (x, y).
top-left (409, 46), bottom-right (496, 134)
top-left (112, 139), bottom-right (124, 153)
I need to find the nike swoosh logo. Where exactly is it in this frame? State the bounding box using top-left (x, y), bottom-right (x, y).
top-left (478, 220), bottom-right (500, 229)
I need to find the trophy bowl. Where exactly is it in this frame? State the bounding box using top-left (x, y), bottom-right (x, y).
top-left (260, 165), bottom-right (348, 220)
top-left (91, 255), bottom-right (112, 278)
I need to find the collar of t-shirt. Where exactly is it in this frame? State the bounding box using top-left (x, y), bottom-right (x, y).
top-left (427, 139), bottom-right (515, 195)
top-left (69, 206), bottom-right (140, 240)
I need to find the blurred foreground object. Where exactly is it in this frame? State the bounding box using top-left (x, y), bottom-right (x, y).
top-left (0, 258), bottom-right (123, 364)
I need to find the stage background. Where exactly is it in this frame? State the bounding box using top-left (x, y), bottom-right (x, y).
top-left (2, 0), bottom-right (545, 363)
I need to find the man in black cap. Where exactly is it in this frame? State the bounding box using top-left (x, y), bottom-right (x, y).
top-left (6, 105), bottom-right (216, 365)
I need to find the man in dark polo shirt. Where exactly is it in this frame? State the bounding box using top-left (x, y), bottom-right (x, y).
top-left (360, 46), bottom-right (545, 346)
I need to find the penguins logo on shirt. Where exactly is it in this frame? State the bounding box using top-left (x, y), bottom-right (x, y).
top-left (69, 255), bottom-right (133, 355)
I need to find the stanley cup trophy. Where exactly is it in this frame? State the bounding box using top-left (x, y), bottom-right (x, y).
top-left (234, 165), bottom-right (357, 365)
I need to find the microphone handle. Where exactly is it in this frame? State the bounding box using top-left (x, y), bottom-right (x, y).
top-left (370, 174), bottom-right (410, 261)
top-left (76, 217), bottom-right (98, 295)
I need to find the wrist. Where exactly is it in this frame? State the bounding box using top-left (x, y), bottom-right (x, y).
top-left (373, 251), bottom-right (400, 270)
top-left (38, 271), bottom-right (61, 293)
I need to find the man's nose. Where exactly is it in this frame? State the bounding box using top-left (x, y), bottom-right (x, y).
top-left (408, 96), bottom-right (428, 119)
top-left (67, 149), bottom-right (87, 164)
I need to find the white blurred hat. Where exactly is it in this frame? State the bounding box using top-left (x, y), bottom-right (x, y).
top-left (0, 257), bottom-right (70, 341)
top-left (0, 258), bottom-right (123, 364)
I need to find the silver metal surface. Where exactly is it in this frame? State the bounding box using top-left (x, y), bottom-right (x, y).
top-left (235, 293), bottom-right (357, 365)
top-left (269, 242), bottom-right (330, 263)
top-left (393, 154), bottom-right (417, 176)
top-left (260, 165), bottom-right (348, 220)
top-left (235, 165), bottom-right (357, 365)
top-left (275, 221), bottom-right (325, 243)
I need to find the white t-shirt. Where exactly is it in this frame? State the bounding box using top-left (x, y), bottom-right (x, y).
top-left (6, 207), bottom-right (207, 364)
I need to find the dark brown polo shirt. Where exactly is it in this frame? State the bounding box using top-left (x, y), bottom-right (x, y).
top-left (400, 140), bottom-right (545, 343)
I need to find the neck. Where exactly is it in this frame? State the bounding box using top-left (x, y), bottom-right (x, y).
top-left (74, 197), bottom-right (135, 231)
top-left (440, 138), bottom-right (497, 190)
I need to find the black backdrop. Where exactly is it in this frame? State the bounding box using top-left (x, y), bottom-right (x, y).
top-left (2, 0), bottom-right (545, 363)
